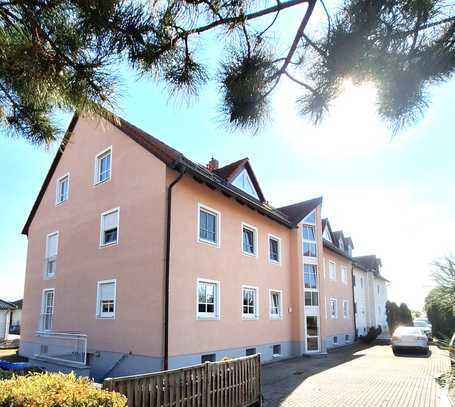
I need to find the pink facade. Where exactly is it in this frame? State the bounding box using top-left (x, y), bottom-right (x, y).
top-left (20, 113), bottom-right (360, 379)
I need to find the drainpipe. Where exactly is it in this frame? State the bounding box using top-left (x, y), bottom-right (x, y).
top-left (164, 161), bottom-right (185, 371)
top-left (351, 263), bottom-right (358, 341)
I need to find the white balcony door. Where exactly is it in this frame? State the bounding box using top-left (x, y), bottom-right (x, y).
top-left (41, 289), bottom-right (55, 331)
top-left (305, 315), bottom-right (320, 353)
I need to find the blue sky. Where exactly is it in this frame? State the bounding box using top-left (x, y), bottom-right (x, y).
top-left (0, 3), bottom-right (454, 309)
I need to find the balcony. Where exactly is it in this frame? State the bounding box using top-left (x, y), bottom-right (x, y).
top-left (36, 315), bottom-right (87, 366)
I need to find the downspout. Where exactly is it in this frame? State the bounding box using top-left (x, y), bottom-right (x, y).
top-left (164, 161), bottom-right (185, 371)
top-left (351, 263), bottom-right (357, 340)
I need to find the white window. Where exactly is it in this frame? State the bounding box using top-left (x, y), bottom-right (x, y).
top-left (302, 225), bottom-right (317, 257)
top-left (304, 264), bottom-right (319, 306)
top-left (100, 208), bottom-right (119, 246)
top-left (360, 277), bottom-right (364, 289)
top-left (242, 286), bottom-right (259, 319)
top-left (96, 280), bottom-right (116, 318)
top-left (269, 289), bottom-right (283, 319)
top-left (242, 223), bottom-right (258, 256)
top-left (197, 204), bottom-right (220, 246)
top-left (328, 261), bottom-right (336, 281)
top-left (44, 232), bottom-right (59, 278)
top-left (56, 174), bottom-right (69, 204)
top-left (323, 226), bottom-right (332, 242)
top-left (268, 234), bottom-right (281, 264)
top-left (343, 300), bottom-right (349, 318)
top-left (232, 169), bottom-right (259, 200)
top-left (197, 279), bottom-right (220, 319)
top-left (329, 298), bottom-right (337, 319)
top-left (40, 288), bottom-right (55, 331)
top-left (341, 266), bottom-right (348, 284)
top-left (94, 147), bottom-right (112, 184)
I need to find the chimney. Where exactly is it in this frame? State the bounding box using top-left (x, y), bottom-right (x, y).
top-left (207, 157), bottom-right (219, 171)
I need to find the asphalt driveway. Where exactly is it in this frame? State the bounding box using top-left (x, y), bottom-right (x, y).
top-left (262, 344), bottom-right (451, 407)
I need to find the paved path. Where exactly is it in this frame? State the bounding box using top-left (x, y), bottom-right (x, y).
top-left (262, 344), bottom-right (451, 407)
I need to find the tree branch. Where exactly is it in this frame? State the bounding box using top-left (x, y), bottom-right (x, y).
top-left (186, 0), bottom-right (310, 35)
top-left (283, 70), bottom-right (315, 92)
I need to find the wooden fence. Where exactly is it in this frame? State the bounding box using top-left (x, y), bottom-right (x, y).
top-left (103, 354), bottom-right (261, 407)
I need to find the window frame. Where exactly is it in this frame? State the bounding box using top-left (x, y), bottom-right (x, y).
top-left (269, 289), bottom-right (283, 320)
top-left (197, 203), bottom-right (221, 247)
top-left (40, 288), bottom-right (55, 331)
top-left (96, 279), bottom-right (117, 319)
top-left (341, 266), bottom-right (348, 284)
top-left (328, 260), bottom-right (337, 281)
top-left (267, 234), bottom-right (281, 265)
top-left (55, 173), bottom-right (70, 205)
top-left (241, 223), bottom-right (258, 257)
top-left (94, 146), bottom-right (112, 185)
top-left (196, 278), bottom-right (220, 320)
top-left (44, 231), bottom-right (59, 279)
top-left (329, 298), bottom-right (338, 319)
top-left (241, 285), bottom-right (259, 320)
top-left (343, 300), bottom-right (349, 319)
top-left (99, 207), bottom-right (120, 247)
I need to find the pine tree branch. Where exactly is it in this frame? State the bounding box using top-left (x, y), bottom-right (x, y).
top-left (186, 0), bottom-right (311, 35)
top-left (283, 70), bottom-right (315, 92)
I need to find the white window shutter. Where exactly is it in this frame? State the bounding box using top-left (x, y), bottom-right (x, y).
top-left (100, 282), bottom-right (115, 300)
top-left (103, 211), bottom-right (118, 231)
top-left (47, 234), bottom-right (58, 257)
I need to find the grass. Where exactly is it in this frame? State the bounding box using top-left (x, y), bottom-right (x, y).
top-left (0, 349), bottom-right (26, 362)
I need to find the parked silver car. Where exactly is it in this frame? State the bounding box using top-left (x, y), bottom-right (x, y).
top-left (413, 319), bottom-right (433, 340)
top-left (392, 326), bottom-right (429, 355)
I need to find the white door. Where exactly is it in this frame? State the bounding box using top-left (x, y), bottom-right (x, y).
top-left (41, 290), bottom-right (54, 331)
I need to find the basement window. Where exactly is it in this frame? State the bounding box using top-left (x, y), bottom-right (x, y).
top-left (201, 354), bottom-right (216, 363)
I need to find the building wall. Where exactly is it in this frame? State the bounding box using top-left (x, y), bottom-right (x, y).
top-left (0, 311), bottom-right (9, 340)
top-left (20, 116), bottom-right (168, 361)
top-left (167, 173), bottom-right (298, 366)
top-left (321, 249), bottom-right (355, 348)
top-left (353, 266), bottom-right (368, 336)
top-left (374, 278), bottom-right (388, 331)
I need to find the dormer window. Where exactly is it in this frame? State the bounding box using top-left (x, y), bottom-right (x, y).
top-left (339, 238), bottom-right (344, 250)
top-left (347, 244), bottom-right (352, 256)
top-left (232, 169), bottom-right (259, 199)
top-left (323, 227), bottom-right (332, 242)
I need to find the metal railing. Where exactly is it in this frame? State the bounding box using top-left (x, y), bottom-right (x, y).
top-left (35, 330), bottom-right (88, 366)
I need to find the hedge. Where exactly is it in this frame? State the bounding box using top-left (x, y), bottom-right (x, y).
top-left (0, 372), bottom-right (127, 407)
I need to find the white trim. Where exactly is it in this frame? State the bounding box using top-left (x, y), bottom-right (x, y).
top-left (55, 173), bottom-right (70, 205)
top-left (44, 231), bottom-right (59, 279)
top-left (267, 234), bottom-right (281, 265)
top-left (329, 298), bottom-right (338, 319)
top-left (241, 285), bottom-right (259, 320)
top-left (341, 266), bottom-right (348, 284)
top-left (197, 203), bottom-right (221, 248)
top-left (343, 300), bottom-right (349, 319)
top-left (99, 207), bottom-right (120, 248)
top-left (196, 278), bottom-right (221, 320)
top-left (94, 146), bottom-right (112, 185)
top-left (268, 289), bottom-right (283, 320)
top-left (328, 260), bottom-right (337, 281)
top-left (241, 222), bottom-right (258, 257)
top-left (40, 288), bottom-right (55, 331)
top-left (96, 279), bottom-right (117, 319)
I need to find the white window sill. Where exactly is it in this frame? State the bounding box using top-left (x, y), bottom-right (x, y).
top-left (269, 259), bottom-right (281, 266)
top-left (99, 241), bottom-right (118, 249)
top-left (96, 315), bottom-right (115, 320)
top-left (44, 274), bottom-right (56, 280)
top-left (93, 178), bottom-right (111, 187)
top-left (269, 315), bottom-right (283, 320)
top-left (55, 200), bottom-right (67, 206)
top-left (242, 315), bottom-right (259, 320)
top-left (272, 354), bottom-right (281, 358)
top-left (197, 238), bottom-right (219, 248)
top-left (242, 251), bottom-right (257, 258)
top-left (197, 314), bottom-right (220, 321)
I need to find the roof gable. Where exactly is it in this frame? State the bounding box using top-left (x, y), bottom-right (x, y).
top-left (214, 159), bottom-right (265, 202)
top-left (322, 218), bottom-right (333, 243)
top-left (277, 197), bottom-right (323, 227)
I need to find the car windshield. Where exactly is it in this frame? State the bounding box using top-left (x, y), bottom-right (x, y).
top-left (395, 327), bottom-right (422, 335)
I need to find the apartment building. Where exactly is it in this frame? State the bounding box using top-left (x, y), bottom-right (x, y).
top-left (19, 112), bottom-right (389, 380)
top-left (353, 256), bottom-right (389, 335)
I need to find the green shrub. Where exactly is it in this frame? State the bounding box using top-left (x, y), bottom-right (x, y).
top-left (0, 367), bottom-right (42, 380)
top-left (0, 372), bottom-right (127, 407)
top-left (359, 326), bottom-right (382, 344)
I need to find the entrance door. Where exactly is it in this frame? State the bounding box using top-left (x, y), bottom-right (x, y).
top-left (305, 316), bottom-right (320, 352)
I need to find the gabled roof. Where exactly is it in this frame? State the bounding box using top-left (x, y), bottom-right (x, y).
top-left (322, 218), bottom-right (334, 242)
top-left (277, 197), bottom-right (323, 227)
top-left (344, 236), bottom-right (354, 249)
top-left (11, 299), bottom-right (23, 309)
top-left (353, 255), bottom-right (382, 271)
top-left (214, 158), bottom-right (266, 202)
top-left (0, 299), bottom-right (17, 311)
top-left (22, 112), bottom-right (296, 235)
top-left (323, 239), bottom-right (352, 260)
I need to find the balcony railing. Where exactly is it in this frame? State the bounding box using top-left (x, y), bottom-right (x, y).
top-left (35, 318), bottom-right (87, 366)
